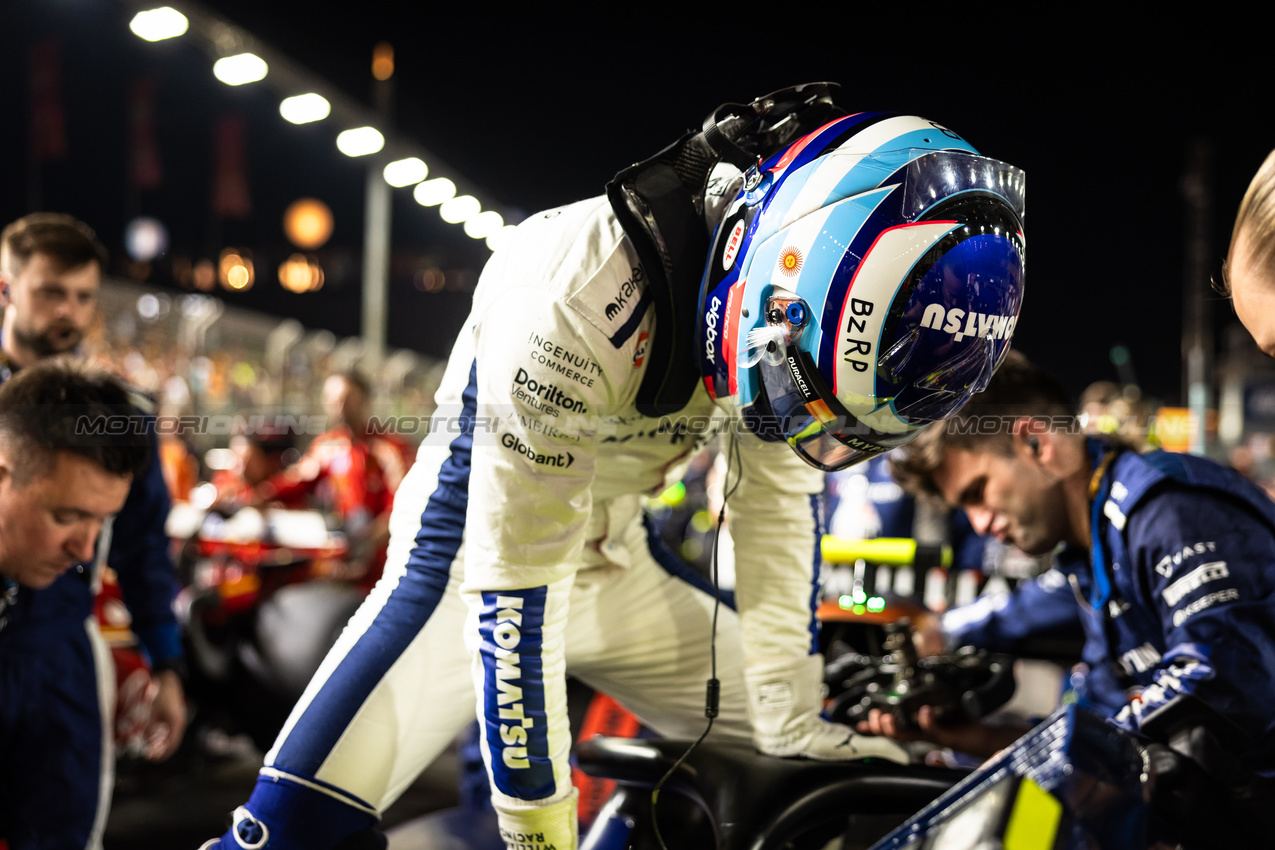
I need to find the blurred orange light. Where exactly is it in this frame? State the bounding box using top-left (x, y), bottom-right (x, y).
top-left (284, 198), bottom-right (334, 250)
top-left (372, 42), bottom-right (394, 81)
top-left (192, 259), bottom-right (216, 291)
top-left (219, 249), bottom-right (254, 291)
top-left (279, 253), bottom-right (325, 293)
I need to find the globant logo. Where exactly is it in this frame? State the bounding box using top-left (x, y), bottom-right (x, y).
top-left (500, 432), bottom-right (575, 468)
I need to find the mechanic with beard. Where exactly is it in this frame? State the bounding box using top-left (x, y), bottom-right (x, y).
top-left (0, 214), bottom-right (187, 848)
top-left (201, 87), bottom-right (1029, 850)
top-left (862, 352), bottom-right (1275, 778)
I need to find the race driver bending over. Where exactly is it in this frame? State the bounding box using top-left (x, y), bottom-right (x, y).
top-left (863, 352), bottom-right (1275, 777)
top-left (203, 85), bottom-right (1028, 850)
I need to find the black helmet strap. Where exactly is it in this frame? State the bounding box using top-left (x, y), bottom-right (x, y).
top-left (607, 83), bottom-right (845, 417)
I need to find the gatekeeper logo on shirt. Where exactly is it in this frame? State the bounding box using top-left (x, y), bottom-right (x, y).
top-left (633, 331), bottom-right (649, 368)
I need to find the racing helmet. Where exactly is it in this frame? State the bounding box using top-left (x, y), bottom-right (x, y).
top-left (697, 113), bottom-right (1026, 471)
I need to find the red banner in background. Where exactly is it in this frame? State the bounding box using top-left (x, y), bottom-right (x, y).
top-left (129, 77), bottom-right (163, 189)
top-left (212, 114), bottom-right (251, 218)
top-left (29, 39), bottom-right (67, 161)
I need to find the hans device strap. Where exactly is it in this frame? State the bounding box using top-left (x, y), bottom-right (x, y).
top-left (607, 83), bottom-right (845, 417)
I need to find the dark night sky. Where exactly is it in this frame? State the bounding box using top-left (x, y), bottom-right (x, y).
top-left (1, 1), bottom-right (1269, 405)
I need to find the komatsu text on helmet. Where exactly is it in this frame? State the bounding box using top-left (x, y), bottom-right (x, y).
top-left (697, 111), bottom-right (1026, 471)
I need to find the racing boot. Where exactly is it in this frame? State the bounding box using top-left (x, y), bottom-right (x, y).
top-left (746, 654), bottom-right (909, 762)
top-left (197, 769), bottom-right (385, 850)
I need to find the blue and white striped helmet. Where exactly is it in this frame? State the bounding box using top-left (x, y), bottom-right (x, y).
top-left (697, 112), bottom-right (1026, 471)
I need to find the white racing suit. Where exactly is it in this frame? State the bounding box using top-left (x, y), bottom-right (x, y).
top-left (213, 197), bottom-right (895, 850)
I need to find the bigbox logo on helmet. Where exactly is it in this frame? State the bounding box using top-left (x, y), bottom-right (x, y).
top-left (695, 111), bottom-right (1026, 471)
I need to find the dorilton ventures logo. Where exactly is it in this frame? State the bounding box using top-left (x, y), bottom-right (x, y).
top-left (513, 369), bottom-right (588, 414)
top-left (604, 267), bottom-right (645, 322)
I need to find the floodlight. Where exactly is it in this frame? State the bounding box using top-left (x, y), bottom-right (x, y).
top-left (336, 127), bottom-right (385, 157)
top-left (129, 7), bottom-right (189, 41)
top-left (414, 178), bottom-right (456, 206)
top-left (383, 157), bottom-right (428, 187)
top-left (280, 93), bottom-right (331, 124)
top-left (439, 195), bottom-right (480, 224)
top-left (213, 53), bottom-right (268, 86)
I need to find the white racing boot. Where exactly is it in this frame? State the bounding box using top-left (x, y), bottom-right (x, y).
top-left (746, 654), bottom-right (909, 763)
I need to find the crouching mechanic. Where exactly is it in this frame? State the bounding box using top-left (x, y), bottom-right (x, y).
top-left (864, 352), bottom-right (1275, 775)
top-left (203, 85), bottom-right (1028, 850)
top-left (0, 360), bottom-right (153, 847)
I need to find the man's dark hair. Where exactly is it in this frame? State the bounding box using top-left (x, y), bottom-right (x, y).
top-left (335, 370), bottom-right (372, 399)
top-left (891, 350), bottom-right (1076, 497)
top-left (0, 213), bottom-right (108, 276)
top-left (0, 358), bottom-right (150, 484)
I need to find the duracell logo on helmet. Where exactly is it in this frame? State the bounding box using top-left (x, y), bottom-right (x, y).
top-left (604, 267), bottom-right (645, 322)
top-left (919, 304), bottom-right (1016, 343)
top-left (787, 355), bottom-right (816, 401)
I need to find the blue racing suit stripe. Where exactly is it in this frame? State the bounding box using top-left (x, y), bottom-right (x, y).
top-left (273, 361), bottom-right (478, 774)
top-left (478, 587), bottom-right (553, 800)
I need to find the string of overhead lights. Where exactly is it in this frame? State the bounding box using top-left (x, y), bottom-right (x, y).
top-left (123, 1), bottom-right (518, 265)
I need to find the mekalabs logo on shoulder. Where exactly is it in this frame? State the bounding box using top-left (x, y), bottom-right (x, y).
top-left (604, 267), bottom-right (645, 322)
top-left (512, 369), bottom-right (588, 417)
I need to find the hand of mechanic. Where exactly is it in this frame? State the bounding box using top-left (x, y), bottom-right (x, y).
top-left (857, 706), bottom-right (1028, 759)
top-left (910, 611), bottom-right (946, 657)
top-left (143, 669), bottom-right (188, 761)
top-left (881, 600), bottom-right (945, 657)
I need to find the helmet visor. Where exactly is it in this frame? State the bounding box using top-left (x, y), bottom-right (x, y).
top-left (756, 341), bottom-right (910, 472)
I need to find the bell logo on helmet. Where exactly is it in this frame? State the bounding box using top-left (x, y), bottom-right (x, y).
top-left (919, 304), bottom-right (1017, 343)
top-left (722, 220), bottom-right (747, 271)
top-left (778, 247), bottom-right (803, 277)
